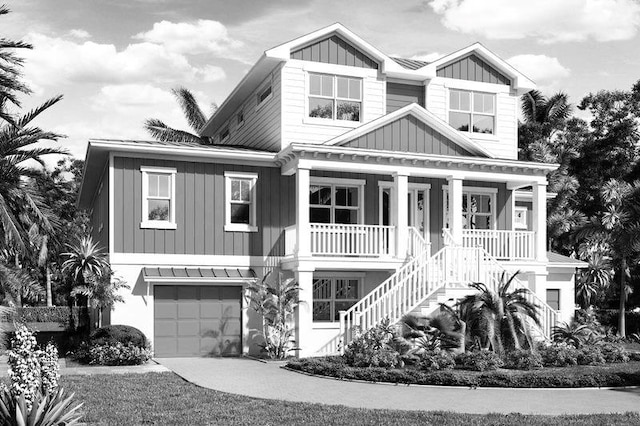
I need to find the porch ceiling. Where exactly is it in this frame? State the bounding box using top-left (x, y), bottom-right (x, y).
top-left (276, 143), bottom-right (558, 185)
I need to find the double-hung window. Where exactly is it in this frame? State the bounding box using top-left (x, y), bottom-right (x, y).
top-left (312, 277), bottom-right (360, 322)
top-left (310, 180), bottom-right (362, 224)
top-left (449, 89), bottom-right (495, 134)
top-left (443, 187), bottom-right (496, 230)
top-left (141, 166), bottom-right (177, 229)
top-left (225, 172), bottom-right (258, 232)
top-left (308, 73), bottom-right (361, 122)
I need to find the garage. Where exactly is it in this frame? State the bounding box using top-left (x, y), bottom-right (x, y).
top-left (153, 285), bottom-right (243, 357)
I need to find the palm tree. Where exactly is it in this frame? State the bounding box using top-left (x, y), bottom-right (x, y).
top-left (144, 87), bottom-right (217, 144)
top-left (71, 272), bottom-right (128, 328)
top-left (575, 245), bottom-right (613, 309)
top-left (0, 262), bottom-right (43, 306)
top-left (520, 90), bottom-right (572, 149)
top-left (575, 179), bottom-right (640, 337)
top-left (457, 272), bottom-right (540, 355)
top-left (61, 236), bottom-right (109, 288)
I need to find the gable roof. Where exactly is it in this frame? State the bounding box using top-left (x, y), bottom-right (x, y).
top-left (323, 103), bottom-right (494, 158)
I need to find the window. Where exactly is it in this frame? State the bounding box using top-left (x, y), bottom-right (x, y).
top-left (313, 277), bottom-right (360, 322)
top-left (514, 206), bottom-right (528, 230)
top-left (310, 179), bottom-right (363, 224)
top-left (225, 172), bottom-right (258, 232)
top-left (141, 166), bottom-right (177, 229)
top-left (449, 89), bottom-right (495, 134)
top-left (308, 73), bottom-right (361, 122)
top-left (257, 85), bottom-right (272, 107)
top-left (219, 127), bottom-right (230, 143)
top-left (546, 289), bottom-right (560, 311)
top-left (443, 186), bottom-right (497, 230)
top-left (237, 110), bottom-right (244, 127)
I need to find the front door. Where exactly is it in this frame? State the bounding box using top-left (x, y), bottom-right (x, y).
top-left (379, 184), bottom-right (430, 241)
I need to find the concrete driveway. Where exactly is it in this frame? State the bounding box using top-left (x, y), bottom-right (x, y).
top-left (157, 357), bottom-right (640, 415)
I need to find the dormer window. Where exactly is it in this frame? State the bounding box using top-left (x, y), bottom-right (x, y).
top-left (449, 89), bottom-right (495, 135)
top-left (308, 73), bottom-right (361, 122)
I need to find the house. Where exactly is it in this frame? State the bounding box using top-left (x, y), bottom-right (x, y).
top-left (77, 23), bottom-right (586, 358)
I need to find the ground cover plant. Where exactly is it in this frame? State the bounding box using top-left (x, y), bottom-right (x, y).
top-left (60, 372), bottom-right (640, 425)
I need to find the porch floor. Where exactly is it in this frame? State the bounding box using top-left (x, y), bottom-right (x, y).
top-left (157, 357), bottom-right (640, 415)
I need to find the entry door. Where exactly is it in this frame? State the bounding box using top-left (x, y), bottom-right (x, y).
top-left (379, 184), bottom-right (430, 240)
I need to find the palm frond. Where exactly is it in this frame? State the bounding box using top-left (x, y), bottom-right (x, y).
top-left (172, 87), bottom-right (208, 133)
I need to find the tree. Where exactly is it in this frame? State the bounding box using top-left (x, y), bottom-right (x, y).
top-left (71, 271), bottom-right (129, 328)
top-left (575, 242), bottom-right (613, 309)
top-left (144, 87), bottom-right (217, 144)
top-left (457, 272), bottom-right (540, 355)
top-left (575, 180), bottom-right (640, 337)
top-left (61, 236), bottom-right (109, 289)
top-left (0, 263), bottom-right (43, 306)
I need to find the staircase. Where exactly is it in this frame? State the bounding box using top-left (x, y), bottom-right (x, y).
top-left (334, 229), bottom-right (559, 354)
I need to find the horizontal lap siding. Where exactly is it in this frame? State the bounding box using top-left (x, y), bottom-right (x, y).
top-left (216, 66), bottom-right (282, 152)
top-left (343, 115), bottom-right (472, 156)
top-left (281, 63), bottom-right (385, 146)
top-left (113, 157), bottom-right (294, 256)
top-left (425, 81), bottom-right (447, 121)
top-left (436, 54), bottom-right (510, 86)
top-left (386, 83), bottom-right (425, 113)
top-left (291, 35), bottom-right (379, 69)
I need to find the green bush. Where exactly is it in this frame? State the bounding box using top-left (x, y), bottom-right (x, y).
top-left (87, 342), bottom-right (151, 366)
top-left (538, 343), bottom-right (579, 367)
top-left (504, 349), bottom-right (543, 370)
top-left (415, 349), bottom-right (455, 371)
top-left (577, 346), bottom-right (606, 366)
top-left (344, 320), bottom-right (399, 368)
top-left (90, 325), bottom-right (148, 348)
top-left (599, 342), bottom-right (630, 363)
top-left (456, 350), bottom-right (504, 371)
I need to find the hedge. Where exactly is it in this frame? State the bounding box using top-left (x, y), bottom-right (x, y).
top-left (0, 306), bottom-right (89, 326)
top-left (286, 357), bottom-right (640, 388)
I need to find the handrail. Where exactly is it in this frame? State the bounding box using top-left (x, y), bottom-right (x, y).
top-left (310, 223), bottom-right (396, 257)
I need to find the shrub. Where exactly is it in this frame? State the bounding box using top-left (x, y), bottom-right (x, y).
top-left (456, 350), bottom-right (504, 371)
top-left (87, 342), bottom-right (151, 366)
top-left (90, 324), bottom-right (148, 348)
top-left (599, 342), bottom-right (630, 363)
top-left (538, 343), bottom-right (579, 367)
top-left (344, 319), bottom-right (399, 368)
top-left (416, 349), bottom-right (455, 372)
top-left (0, 387), bottom-right (83, 426)
top-left (576, 346), bottom-right (606, 366)
top-left (504, 349), bottom-right (543, 370)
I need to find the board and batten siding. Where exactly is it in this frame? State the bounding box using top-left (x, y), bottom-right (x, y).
top-left (386, 82), bottom-right (425, 113)
top-left (281, 61), bottom-right (385, 147)
top-left (216, 65), bottom-right (282, 152)
top-left (291, 35), bottom-right (379, 69)
top-left (436, 54), bottom-right (511, 86)
top-left (341, 115), bottom-right (472, 156)
top-left (90, 165), bottom-right (109, 254)
top-left (113, 157), bottom-right (294, 256)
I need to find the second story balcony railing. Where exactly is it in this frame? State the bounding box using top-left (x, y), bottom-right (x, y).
top-left (444, 228), bottom-right (536, 261)
top-left (285, 224), bottom-right (397, 257)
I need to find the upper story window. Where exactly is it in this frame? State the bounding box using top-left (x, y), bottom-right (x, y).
top-left (257, 85), bottom-right (272, 108)
top-left (449, 89), bottom-right (495, 135)
top-left (224, 172), bottom-right (258, 232)
top-left (237, 110), bottom-right (244, 127)
top-left (141, 166), bottom-right (177, 229)
top-left (308, 73), bottom-right (361, 122)
top-left (219, 127), bottom-right (230, 143)
top-left (310, 178), bottom-right (363, 224)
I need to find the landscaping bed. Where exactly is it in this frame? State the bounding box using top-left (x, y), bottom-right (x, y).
top-left (286, 357), bottom-right (640, 388)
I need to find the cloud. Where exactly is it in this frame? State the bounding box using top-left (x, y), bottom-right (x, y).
top-left (198, 65), bottom-right (227, 83)
top-left (68, 29), bottom-right (91, 39)
top-left (429, 0), bottom-right (640, 43)
top-left (92, 84), bottom-right (176, 111)
top-left (133, 20), bottom-right (245, 59)
top-left (507, 54), bottom-right (570, 90)
top-left (409, 52), bottom-right (443, 63)
top-left (21, 33), bottom-right (223, 90)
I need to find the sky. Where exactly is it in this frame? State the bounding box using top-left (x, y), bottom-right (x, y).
top-left (4, 0), bottom-right (640, 163)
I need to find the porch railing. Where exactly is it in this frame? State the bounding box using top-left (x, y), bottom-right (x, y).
top-left (310, 224), bottom-right (396, 257)
top-left (444, 228), bottom-right (536, 260)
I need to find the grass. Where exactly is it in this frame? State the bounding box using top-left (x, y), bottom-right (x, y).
top-left (286, 357), bottom-right (640, 388)
top-left (60, 372), bottom-right (640, 425)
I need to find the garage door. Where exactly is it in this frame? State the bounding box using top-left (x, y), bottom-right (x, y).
top-left (154, 285), bottom-right (242, 357)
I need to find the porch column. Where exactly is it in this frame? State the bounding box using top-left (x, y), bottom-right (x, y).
top-left (447, 177), bottom-right (464, 245)
top-left (294, 268), bottom-right (314, 358)
top-left (532, 181), bottom-right (548, 262)
top-left (393, 172), bottom-right (409, 258)
top-left (296, 167), bottom-right (311, 257)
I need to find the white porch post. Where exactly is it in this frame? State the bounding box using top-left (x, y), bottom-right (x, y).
top-left (532, 181), bottom-right (548, 262)
top-left (294, 268), bottom-right (314, 357)
top-left (447, 177), bottom-right (464, 245)
top-left (393, 172), bottom-right (409, 258)
top-left (296, 167), bottom-right (311, 257)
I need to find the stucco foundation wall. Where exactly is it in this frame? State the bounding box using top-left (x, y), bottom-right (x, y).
top-left (547, 269), bottom-right (577, 324)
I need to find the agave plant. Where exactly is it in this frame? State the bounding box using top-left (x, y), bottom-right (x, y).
top-left (551, 321), bottom-right (594, 348)
top-left (0, 387), bottom-right (83, 426)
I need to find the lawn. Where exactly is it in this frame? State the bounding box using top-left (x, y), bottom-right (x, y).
top-left (61, 372), bottom-right (640, 425)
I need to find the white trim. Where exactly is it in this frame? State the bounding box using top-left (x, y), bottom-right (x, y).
top-left (311, 275), bottom-right (363, 323)
top-left (447, 88), bottom-right (497, 137)
top-left (310, 176), bottom-right (365, 225)
top-left (110, 253), bottom-right (275, 266)
top-left (441, 77), bottom-right (511, 93)
top-left (514, 206), bottom-right (528, 230)
top-left (304, 71), bottom-right (363, 128)
top-left (224, 171), bottom-right (258, 232)
top-left (108, 153), bottom-right (115, 255)
top-left (311, 176), bottom-right (365, 186)
top-left (441, 185), bottom-right (498, 194)
top-left (143, 276), bottom-right (256, 284)
top-left (140, 166), bottom-right (177, 230)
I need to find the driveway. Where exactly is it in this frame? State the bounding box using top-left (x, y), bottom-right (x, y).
top-left (157, 357), bottom-right (640, 415)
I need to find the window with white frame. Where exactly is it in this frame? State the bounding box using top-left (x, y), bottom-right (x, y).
top-left (308, 73), bottom-right (362, 122)
top-left (225, 172), bottom-right (258, 232)
top-left (257, 85), bottom-right (272, 108)
top-left (514, 206), bottom-right (528, 230)
top-left (141, 166), bottom-right (177, 229)
top-left (546, 289), bottom-right (560, 311)
top-left (449, 89), bottom-right (495, 135)
top-left (312, 277), bottom-right (360, 322)
top-left (443, 187), bottom-right (497, 230)
top-left (310, 179), bottom-right (363, 224)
